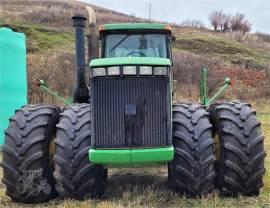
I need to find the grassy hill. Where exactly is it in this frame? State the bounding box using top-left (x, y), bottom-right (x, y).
top-left (1, 0), bottom-right (269, 65)
top-left (0, 0), bottom-right (269, 103)
top-left (0, 1), bottom-right (270, 207)
top-left (174, 28), bottom-right (270, 68)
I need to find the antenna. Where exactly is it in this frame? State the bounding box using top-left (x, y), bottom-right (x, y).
top-left (161, 0), bottom-right (167, 22)
top-left (148, 2), bottom-right (152, 21)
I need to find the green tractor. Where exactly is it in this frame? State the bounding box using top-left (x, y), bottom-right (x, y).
top-left (1, 14), bottom-right (265, 203)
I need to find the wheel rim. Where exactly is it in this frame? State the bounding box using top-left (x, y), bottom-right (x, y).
top-left (214, 133), bottom-right (221, 161)
top-left (49, 133), bottom-right (56, 169)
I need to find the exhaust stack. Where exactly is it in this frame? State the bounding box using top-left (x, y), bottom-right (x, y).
top-left (72, 14), bottom-right (89, 103)
top-left (86, 6), bottom-right (99, 62)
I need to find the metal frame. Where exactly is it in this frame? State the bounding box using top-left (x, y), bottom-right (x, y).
top-left (200, 68), bottom-right (231, 106)
top-left (37, 80), bottom-right (72, 105)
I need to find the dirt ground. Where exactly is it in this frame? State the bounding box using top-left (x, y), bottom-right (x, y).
top-left (0, 115), bottom-right (269, 208)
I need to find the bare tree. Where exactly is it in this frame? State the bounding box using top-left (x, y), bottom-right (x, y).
top-left (241, 20), bottom-right (252, 34)
top-left (180, 19), bottom-right (205, 28)
top-left (223, 14), bottom-right (231, 32)
top-left (231, 13), bottom-right (245, 32)
top-left (209, 11), bottom-right (252, 34)
top-left (230, 13), bottom-right (252, 34)
top-left (218, 11), bottom-right (227, 31)
top-left (209, 11), bottom-right (220, 31)
top-left (209, 10), bottom-right (229, 32)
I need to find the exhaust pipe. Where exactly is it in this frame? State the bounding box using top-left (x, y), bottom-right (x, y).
top-left (72, 14), bottom-right (90, 103)
top-left (87, 24), bottom-right (99, 62)
top-left (86, 6), bottom-right (99, 62)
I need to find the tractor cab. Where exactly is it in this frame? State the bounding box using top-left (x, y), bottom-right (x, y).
top-left (99, 23), bottom-right (172, 59)
top-left (89, 23), bottom-right (173, 77)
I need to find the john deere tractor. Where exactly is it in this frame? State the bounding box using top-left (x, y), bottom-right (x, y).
top-left (1, 14), bottom-right (265, 203)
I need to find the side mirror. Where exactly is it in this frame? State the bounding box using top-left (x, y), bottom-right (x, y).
top-left (172, 35), bottom-right (176, 42)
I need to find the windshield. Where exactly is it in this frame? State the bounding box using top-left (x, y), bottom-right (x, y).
top-left (104, 34), bottom-right (168, 58)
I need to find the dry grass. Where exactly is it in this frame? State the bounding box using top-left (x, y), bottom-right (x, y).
top-left (0, 1), bottom-right (270, 205)
top-left (0, 0), bottom-right (146, 30)
top-left (1, 0), bottom-right (270, 104)
top-left (0, 114), bottom-right (269, 208)
top-left (173, 27), bottom-right (270, 69)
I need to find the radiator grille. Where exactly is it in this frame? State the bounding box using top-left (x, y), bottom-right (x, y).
top-left (92, 77), bottom-right (169, 148)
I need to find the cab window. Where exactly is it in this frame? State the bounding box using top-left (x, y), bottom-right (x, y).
top-left (104, 34), bottom-right (168, 58)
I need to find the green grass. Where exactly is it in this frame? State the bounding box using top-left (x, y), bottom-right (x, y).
top-left (173, 33), bottom-right (270, 69)
top-left (0, 20), bottom-right (74, 53)
top-left (259, 114), bottom-right (270, 204)
top-left (0, 116), bottom-right (269, 208)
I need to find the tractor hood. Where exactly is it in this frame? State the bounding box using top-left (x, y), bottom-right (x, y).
top-left (89, 57), bottom-right (171, 67)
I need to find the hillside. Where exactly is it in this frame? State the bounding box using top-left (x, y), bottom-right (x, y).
top-left (0, 1), bottom-right (270, 208)
top-left (0, 0), bottom-right (269, 104)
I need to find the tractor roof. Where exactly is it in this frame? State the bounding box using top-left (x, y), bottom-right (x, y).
top-left (99, 23), bottom-right (172, 33)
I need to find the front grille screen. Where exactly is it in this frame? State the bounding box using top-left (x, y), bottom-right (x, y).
top-left (92, 77), bottom-right (169, 148)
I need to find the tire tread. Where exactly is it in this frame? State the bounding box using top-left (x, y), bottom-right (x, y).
top-left (209, 101), bottom-right (266, 196)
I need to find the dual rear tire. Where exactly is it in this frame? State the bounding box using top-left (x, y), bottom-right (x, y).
top-left (168, 103), bottom-right (215, 196)
top-left (208, 102), bottom-right (265, 196)
top-left (54, 104), bottom-right (106, 199)
top-left (1, 101), bottom-right (265, 202)
top-left (0, 104), bottom-right (105, 203)
top-left (169, 102), bottom-right (265, 196)
top-left (0, 105), bottom-right (60, 203)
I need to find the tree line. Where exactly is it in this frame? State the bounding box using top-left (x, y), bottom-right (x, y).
top-left (209, 10), bottom-right (252, 34)
top-left (180, 10), bottom-right (252, 35)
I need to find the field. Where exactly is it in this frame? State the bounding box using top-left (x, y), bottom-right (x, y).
top-left (0, 114), bottom-right (269, 208)
top-left (0, 0), bottom-right (270, 207)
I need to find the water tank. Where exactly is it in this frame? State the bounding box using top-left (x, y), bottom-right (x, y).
top-left (0, 27), bottom-right (27, 145)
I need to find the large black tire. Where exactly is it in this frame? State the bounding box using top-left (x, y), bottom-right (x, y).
top-left (169, 103), bottom-right (215, 196)
top-left (53, 104), bottom-right (106, 200)
top-left (0, 105), bottom-right (60, 203)
top-left (209, 101), bottom-right (266, 196)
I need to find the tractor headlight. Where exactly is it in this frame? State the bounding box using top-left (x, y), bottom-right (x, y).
top-left (123, 66), bottom-right (137, 75)
top-left (139, 66), bottom-right (152, 75)
top-left (108, 66), bottom-right (120, 76)
top-left (92, 67), bottom-right (106, 77)
top-left (154, 67), bottom-right (167, 75)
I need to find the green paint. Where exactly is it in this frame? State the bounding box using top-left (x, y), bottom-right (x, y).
top-left (89, 149), bottom-right (130, 164)
top-left (199, 68), bottom-right (231, 106)
top-left (90, 57), bottom-right (171, 68)
top-left (104, 162), bottom-right (166, 168)
top-left (208, 78), bottom-right (231, 105)
top-left (100, 23), bottom-right (171, 32)
top-left (131, 147), bottom-right (174, 163)
top-left (199, 68), bottom-right (208, 104)
top-left (38, 80), bottom-right (72, 105)
top-left (89, 146), bottom-right (174, 166)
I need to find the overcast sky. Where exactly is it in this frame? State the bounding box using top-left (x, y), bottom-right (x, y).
top-left (79, 0), bottom-right (270, 33)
